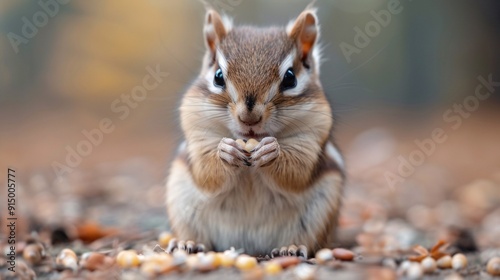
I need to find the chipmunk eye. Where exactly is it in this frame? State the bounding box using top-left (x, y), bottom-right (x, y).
top-left (280, 68), bottom-right (297, 91)
top-left (213, 68), bottom-right (225, 88)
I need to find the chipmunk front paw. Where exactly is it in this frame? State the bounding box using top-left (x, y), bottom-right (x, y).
top-left (270, 244), bottom-right (308, 259)
top-left (250, 137), bottom-right (280, 167)
top-left (217, 138), bottom-right (251, 167)
top-left (165, 239), bottom-right (205, 254)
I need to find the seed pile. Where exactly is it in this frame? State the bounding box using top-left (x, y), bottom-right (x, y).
top-left (3, 231), bottom-right (500, 279)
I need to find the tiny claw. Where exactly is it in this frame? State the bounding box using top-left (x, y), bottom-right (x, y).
top-left (271, 248), bottom-right (280, 258)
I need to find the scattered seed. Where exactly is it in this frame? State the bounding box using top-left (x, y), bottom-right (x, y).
top-left (158, 232), bottom-right (174, 248)
top-left (333, 248), bottom-right (355, 261)
top-left (116, 250), bottom-right (140, 268)
top-left (140, 260), bottom-right (163, 277)
top-left (315, 248), bottom-right (333, 264)
top-left (294, 263), bottom-right (316, 280)
top-left (487, 257), bottom-right (500, 276)
top-left (172, 250), bottom-right (188, 265)
top-left (196, 252), bottom-right (219, 272)
top-left (217, 252), bottom-right (235, 267)
top-left (421, 257), bottom-right (437, 274)
top-left (23, 244), bottom-right (44, 265)
top-left (141, 253), bottom-right (175, 275)
top-left (273, 256), bottom-right (301, 268)
top-left (406, 262), bottom-right (423, 279)
top-left (80, 252), bottom-right (114, 271)
top-left (264, 261), bottom-right (282, 275)
top-left (451, 253), bottom-right (467, 270)
top-left (56, 249), bottom-right (78, 271)
top-left (437, 255), bottom-right (452, 269)
top-left (235, 254), bottom-right (258, 271)
top-left (398, 260), bottom-right (411, 273)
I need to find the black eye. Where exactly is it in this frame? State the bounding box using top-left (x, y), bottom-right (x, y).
top-left (214, 68), bottom-right (225, 88)
top-left (280, 68), bottom-right (297, 91)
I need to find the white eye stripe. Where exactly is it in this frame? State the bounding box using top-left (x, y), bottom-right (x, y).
top-left (225, 80), bottom-right (238, 102)
top-left (279, 52), bottom-right (295, 78)
top-left (216, 49), bottom-right (228, 74)
top-left (265, 83), bottom-right (279, 103)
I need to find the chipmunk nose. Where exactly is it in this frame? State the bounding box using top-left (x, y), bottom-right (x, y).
top-left (245, 95), bottom-right (256, 112)
top-left (238, 115), bottom-right (262, 126)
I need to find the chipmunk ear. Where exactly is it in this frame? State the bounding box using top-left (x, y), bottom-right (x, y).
top-left (287, 8), bottom-right (319, 65)
top-left (204, 9), bottom-right (229, 55)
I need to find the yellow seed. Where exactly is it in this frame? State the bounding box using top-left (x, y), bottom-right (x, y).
top-left (211, 252), bottom-right (222, 267)
top-left (116, 250), bottom-right (140, 268)
top-left (158, 232), bottom-right (174, 248)
top-left (236, 139), bottom-right (246, 149)
top-left (218, 253), bottom-right (235, 267)
top-left (245, 139), bottom-right (259, 152)
top-left (235, 254), bottom-right (258, 271)
top-left (451, 254), bottom-right (467, 270)
top-left (145, 253), bottom-right (172, 264)
top-left (142, 254), bottom-right (175, 275)
top-left (264, 261), bottom-right (282, 275)
top-left (141, 261), bottom-right (163, 277)
top-left (487, 257), bottom-right (500, 276)
top-left (315, 248), bottom-right (333, 264)
top-left (437, 255), bottom-right (452, 269)
top-left (421, 257), bottom-right (437, 274)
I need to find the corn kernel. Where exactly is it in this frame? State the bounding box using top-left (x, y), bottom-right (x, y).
top-left (158, 232), bottom-right (174, 248)
top-left (116, 250), bottom-right (140, 268)
top-left (264, 261), bottom-right (282, 275)
top-left (235, 254), bottom-right (257, 271)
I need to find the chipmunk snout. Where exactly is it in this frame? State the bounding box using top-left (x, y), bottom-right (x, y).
top-left (238, 114), bottom-right (262, 126)
top-left (237, 96), bottom-right (263, 126)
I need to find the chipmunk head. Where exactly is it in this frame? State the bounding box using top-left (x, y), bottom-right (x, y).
top-left (189, 6), bottom-right (331, 141)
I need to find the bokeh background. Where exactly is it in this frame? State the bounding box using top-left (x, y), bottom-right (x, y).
top-left (1, 0), bottom-right (500, 251)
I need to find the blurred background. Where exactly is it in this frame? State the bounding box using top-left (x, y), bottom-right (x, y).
top-left (1, 0), bottom-right (499, 251)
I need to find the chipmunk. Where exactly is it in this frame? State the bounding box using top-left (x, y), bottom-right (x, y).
top-left (165, 5), bottom-right (345, 258)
